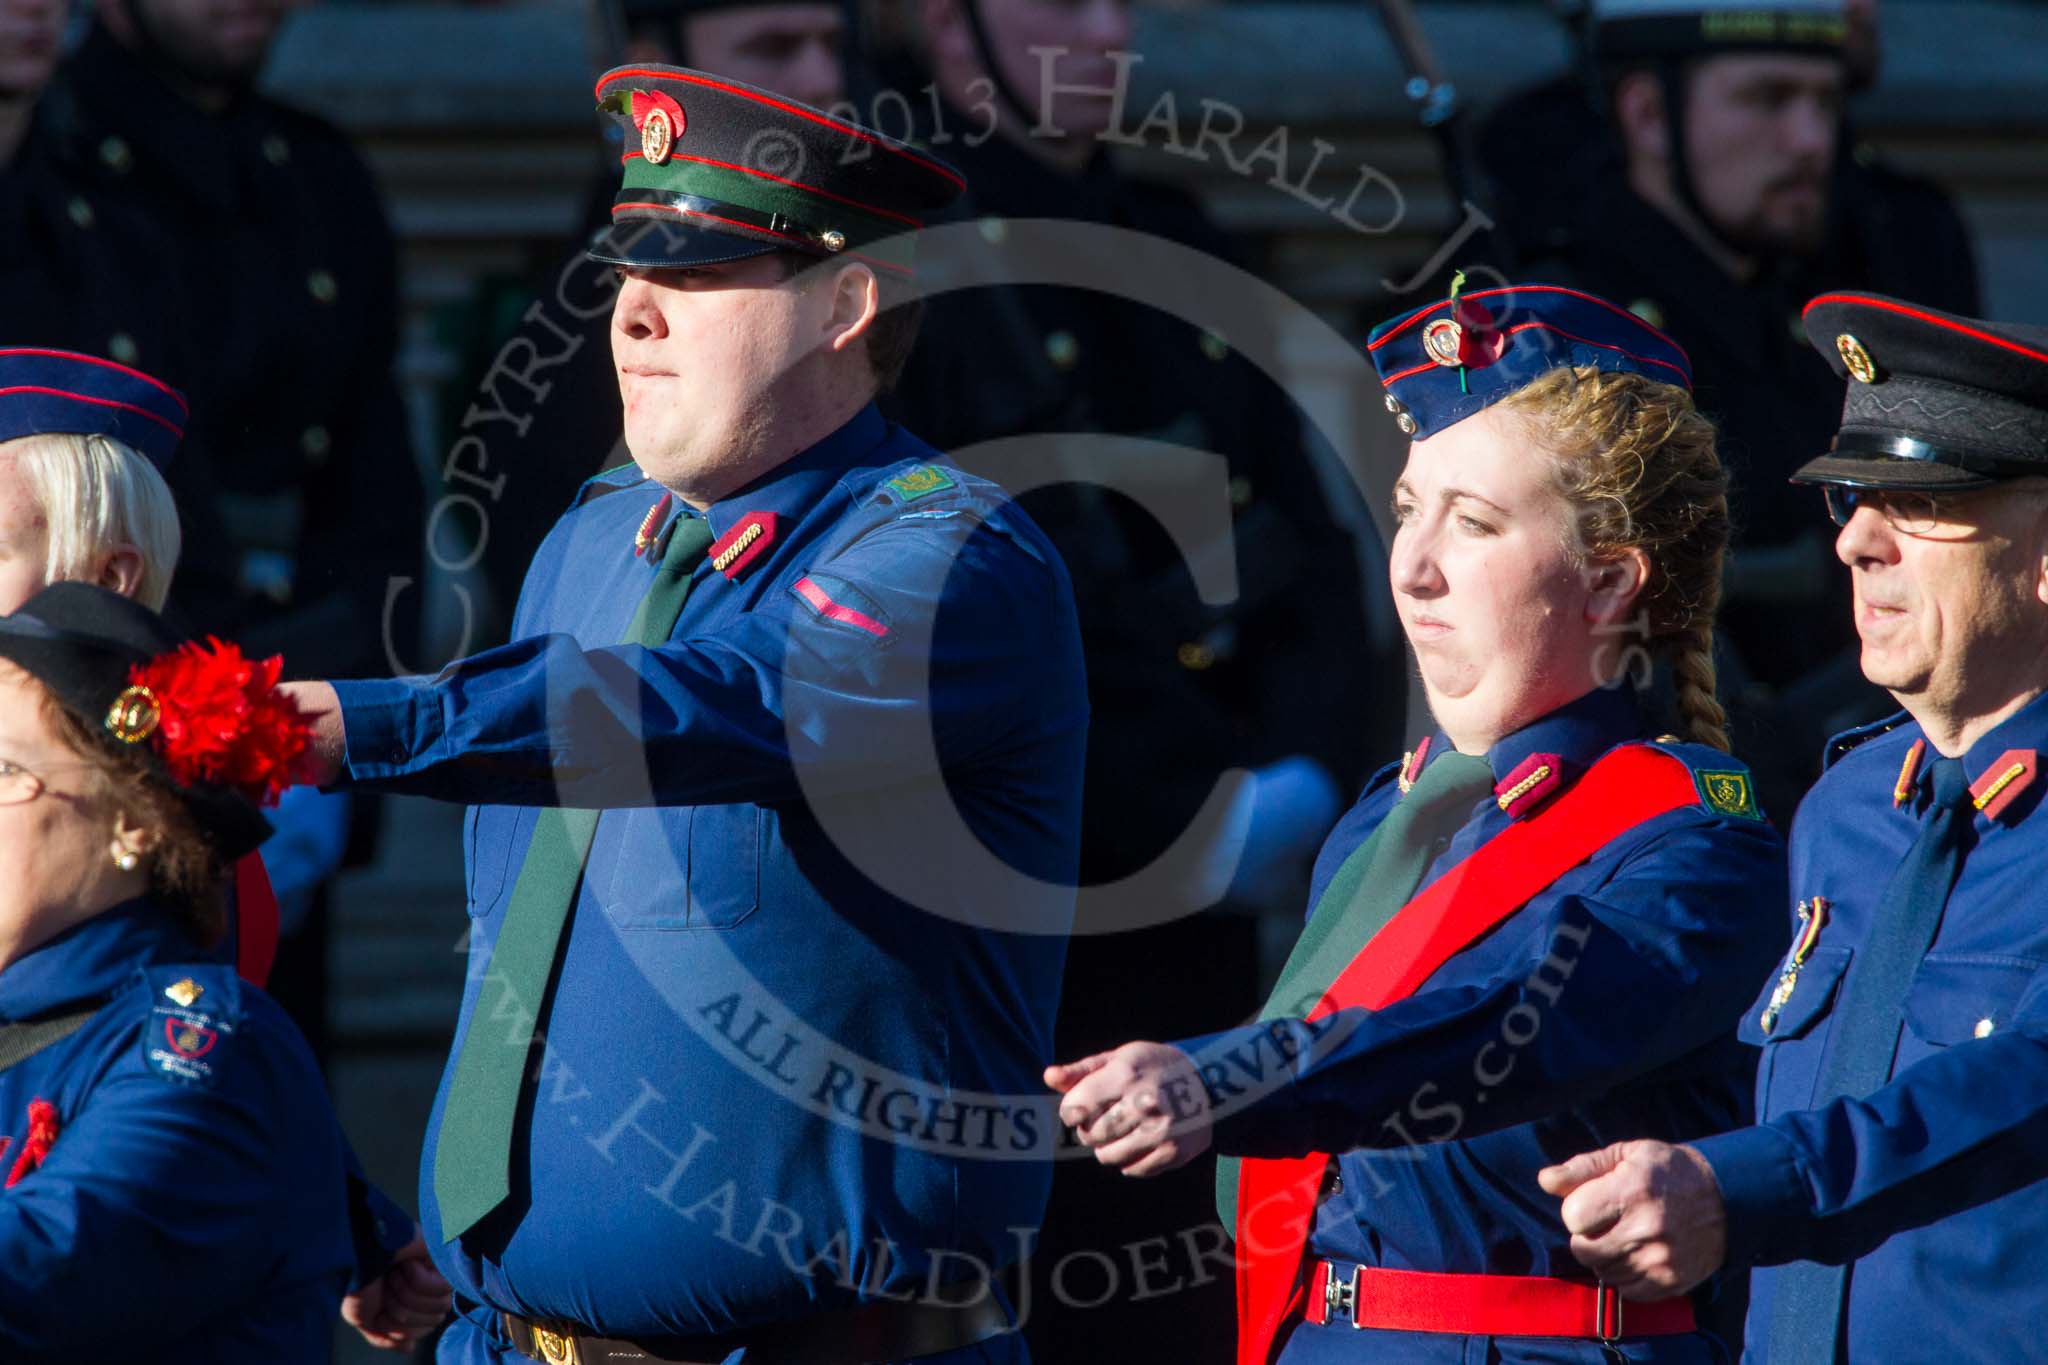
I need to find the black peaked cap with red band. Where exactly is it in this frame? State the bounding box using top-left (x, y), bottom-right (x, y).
top-left (1796, 293), bottom-right (2048, 491)
top-left (588, 64), bottom-right (963, 275)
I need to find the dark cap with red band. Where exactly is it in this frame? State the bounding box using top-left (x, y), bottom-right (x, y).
top-left (0, 347), bottom-right (188, 469)
top-left (588, 64), bottom-right (963, 275)
top-left (1795, 293), bottom-right (2048, 491)
top-left (1367, 281), bottom-right (1693, 442)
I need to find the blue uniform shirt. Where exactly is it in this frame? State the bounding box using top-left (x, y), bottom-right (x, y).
top-left (0, 899), bottom-right (354, 1361)
top-left (1696, 690), bottom-right (2048, 1363)
top-left (1188, 688), bottom-right (1787, 1364)
top-left (332, 405), bottom-right (1087, 1345)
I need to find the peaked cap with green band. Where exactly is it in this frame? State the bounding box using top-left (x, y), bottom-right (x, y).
top-left (589, 64), bottom-right (964, 275)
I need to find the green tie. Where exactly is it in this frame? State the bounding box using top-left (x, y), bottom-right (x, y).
top-left (1216, 748), bottom-right (1494, 1224)
top-left (434, 512), bottom-right (716, 1240)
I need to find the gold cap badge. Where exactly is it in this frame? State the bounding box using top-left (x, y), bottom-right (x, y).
top-left (1837, 333), bottom-right (1878, 384)
top-left (164, 977), bottom-right (204, 1007)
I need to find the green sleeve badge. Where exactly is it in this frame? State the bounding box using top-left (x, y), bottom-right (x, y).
top-left (1695, 769), bottom-right (1762, 821)
top-left (885, 465), bottom-right (957, 503)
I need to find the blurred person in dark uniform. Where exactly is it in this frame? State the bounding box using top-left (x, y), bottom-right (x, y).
top-left (1, 0), bottom-right (193, 391)
top-left (36, 0), bottom-right (425, 1063)
top-left (1491, 0), bottom-right (1976, 817)
top-left (467, 0), bottom-right (851, 640)
top-left (880, 0), bottom-right (1388, 1358)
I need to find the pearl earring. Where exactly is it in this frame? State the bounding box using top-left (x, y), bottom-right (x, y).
top-left (113, 846), bottom-right (139, 872)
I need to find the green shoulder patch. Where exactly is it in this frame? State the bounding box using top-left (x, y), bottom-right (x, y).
top-left (1694, 768), bottom-right (1763, 821)
top-left (885, 465), bottom-right (956, 503)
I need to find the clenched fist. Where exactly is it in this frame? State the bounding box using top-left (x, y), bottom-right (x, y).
top-left (1045, 1041), bottom-right (1211, 1177)
top-left (1538, 1139), bottom-right (1728, 1299)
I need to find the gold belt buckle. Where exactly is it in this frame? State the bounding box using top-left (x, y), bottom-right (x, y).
top-left (530, 1324), bottom-right (580, 1365)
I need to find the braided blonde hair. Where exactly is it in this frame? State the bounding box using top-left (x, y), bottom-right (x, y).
top-left (1498, 366), bottom-right (1732, 752)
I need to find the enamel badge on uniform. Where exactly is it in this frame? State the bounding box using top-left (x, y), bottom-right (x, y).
top-left (1970, 748), bottom-right (2037, 821)
top-left (708, 511), bottom-right (778, 582)
top-left (1695, 769), bottom-right (1762, 821)
top-left (163, 977), bottom-right (204, 1007)
top-left (634, 492), bottom-right (673, 558)
top-left (886, 465), bottom-right (956, 503)
top-left (1494, 752), bottom-right (1563, 818)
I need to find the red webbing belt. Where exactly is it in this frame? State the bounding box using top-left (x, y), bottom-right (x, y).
top-left (1233, 744), bottom-right (1705, 1365)
top-left (1304, 1262), bottom-right (1695, 1338)
top-left (234, 852), bottom-right (280, 988)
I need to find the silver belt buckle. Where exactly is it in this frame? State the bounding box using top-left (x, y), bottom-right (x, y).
top-left (1323, 1261), bottom-right (1364, 1329)
top-left (1595, 1283), bottom-right (1624, 1343)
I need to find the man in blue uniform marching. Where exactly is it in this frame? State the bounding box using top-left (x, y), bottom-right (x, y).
top-left (287, 67), bottom-right (1087, 1364)
top-left (1544, 293), bottom-right (2048, 1362)
top-left (1047, 282), bottom-right (1788, 1364)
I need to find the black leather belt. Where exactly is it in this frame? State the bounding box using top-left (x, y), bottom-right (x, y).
top-left (502, 1282), bottom-right (1013, 1365)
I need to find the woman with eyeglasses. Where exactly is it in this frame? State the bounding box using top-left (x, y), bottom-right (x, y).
top-left (0, 349), bottom-right (450, 1354)
top-left (0, 578), bottom-right (364, 1358)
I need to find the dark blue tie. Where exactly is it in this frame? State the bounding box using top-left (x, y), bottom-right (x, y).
top-left (1765, 756), bottom-right (1972, 1363)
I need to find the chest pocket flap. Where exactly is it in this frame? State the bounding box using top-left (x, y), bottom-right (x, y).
top-left (1739, 945), bottom-right (1853, 1045)
top-left (1903, 955), bottom-right (2043, 1046)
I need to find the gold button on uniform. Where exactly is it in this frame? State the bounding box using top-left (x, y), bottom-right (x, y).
top-left (99, 136), bottom-right (132, 173)
top-left (301, 425), bottom-right (332, 463)
top-left (1396, 413), bottom-right (1418, 436)
top-left (1975, 1018), bottom-right (1996, 1039)
top-left (108, 333), bottom-right (139, 364)
top-left (1199, 330), bottom-right (1229, 363)
top-left (262, 134), bottom-right (291, 166)
top-left (308, 269), bottom-right (339, 304)
top-left (1177, 642), bottom-right (1215, 671)
top-left (1384, 393), bottom-right (1405, 415)
top-left (1045, 330), bottom-right (1079, 371)
top-left (1628, 298), bottom-right (1666, 330)
top-left (67, 196), bottom-right (95, 229)
top-left (1228, 476), bottom-right (1253, 509)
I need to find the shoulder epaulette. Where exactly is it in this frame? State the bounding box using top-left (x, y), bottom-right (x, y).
top-left (1820, 709), bottom-right (1913, 772)
top-left (574, 462), bottom-right (645, 508)
top-left (1354, 757), bottom-right (1405, 808)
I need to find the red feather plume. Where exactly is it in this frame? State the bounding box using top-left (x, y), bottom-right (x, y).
top-left (127, 639), bottom-right (309, 807)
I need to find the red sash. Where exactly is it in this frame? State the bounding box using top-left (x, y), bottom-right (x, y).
top-left (1233, 744), bottom-right (1705, 1365)
top-left (233, 852), bottom-right (280, 988)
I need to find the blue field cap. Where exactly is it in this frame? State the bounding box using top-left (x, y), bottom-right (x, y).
top-left (0, 347), bottom-right (189, 469)
top-left (1367, 281), bottom-right (1693, 441)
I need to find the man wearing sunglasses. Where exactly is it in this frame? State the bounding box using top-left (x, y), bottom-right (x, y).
top-left (1540, 292), bottom-right (2048, 1362)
